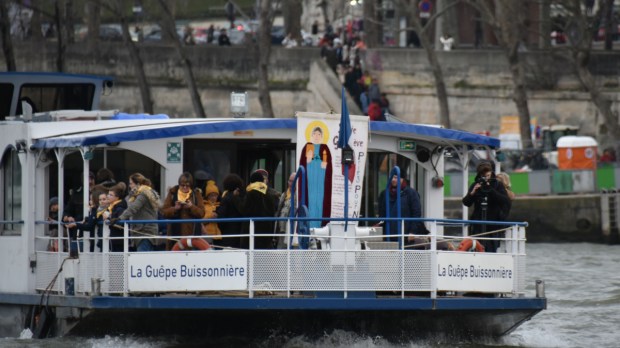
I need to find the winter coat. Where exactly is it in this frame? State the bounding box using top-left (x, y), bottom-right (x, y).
top-left (107, 199), bottom-right (127, 252)
top-left (242, 182), bottom-right (276, 249)
top-left (161, 186), bottom-right (205, 250)
top-left (216, 190), bottom-right (246, 249)
top-left (202, 200), bottom-right (222, 239)
top-left (120, 186), bottom-right (161, 249)
top-left (378, 183), bottom-right (426, 242)
top-left (462, 175), bottom-right (511, 252)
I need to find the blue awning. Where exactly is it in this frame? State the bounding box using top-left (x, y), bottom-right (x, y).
top-left (31, 118), bottom-right (499, 149)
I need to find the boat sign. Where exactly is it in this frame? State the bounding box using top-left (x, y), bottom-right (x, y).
top-left (436, 252), bottom-right (514, 293)
top-left (127, 251), bottom-right (248, 292)
top-left (399, 140), bottom-right (416, 151)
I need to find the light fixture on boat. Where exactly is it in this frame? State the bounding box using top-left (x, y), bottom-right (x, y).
top-left (416, 147), bottom-right (430, 163)
top-left (102, 80), bottom-right (114, 96)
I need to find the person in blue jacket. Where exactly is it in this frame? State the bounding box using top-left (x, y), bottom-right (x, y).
top-left (378, 175), bottom-right (426, 243)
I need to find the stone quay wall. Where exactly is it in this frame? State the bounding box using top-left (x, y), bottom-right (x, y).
top-left (6, 42), bottom-right (620, 139)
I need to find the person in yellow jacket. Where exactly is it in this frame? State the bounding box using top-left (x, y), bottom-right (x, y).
top-left (202, 180), bottom-right (222, 245)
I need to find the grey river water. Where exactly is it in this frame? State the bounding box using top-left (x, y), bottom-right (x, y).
top-left (1, 243), bottom-right (618, 348)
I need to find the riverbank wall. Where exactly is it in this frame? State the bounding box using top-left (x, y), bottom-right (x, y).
top-left (6, 42), bottom-right (620, 142)
top-left (445, 193), bottom-right (619, 244)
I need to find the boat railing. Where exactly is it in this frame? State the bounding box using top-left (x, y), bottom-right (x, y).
top-left (32, 217), bottom-right (527, 299)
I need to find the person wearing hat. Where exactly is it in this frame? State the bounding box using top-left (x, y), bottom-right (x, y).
top-left (252, 169), bottom-right (280, 210)
top-left (241, 171), bottom-right (276, 249)
top-left (202, 180), bottom-right (222, 245)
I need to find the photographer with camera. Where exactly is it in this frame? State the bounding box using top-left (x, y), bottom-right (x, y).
top-left (462, 162), bottom-right (511, 252)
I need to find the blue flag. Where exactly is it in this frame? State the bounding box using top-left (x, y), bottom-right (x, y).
top-left (338, 87), bottom-right (351, 149)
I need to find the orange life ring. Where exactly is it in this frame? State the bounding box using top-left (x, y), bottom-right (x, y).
top-left (457, 238), bottom-right (485, 252)
top-left (172, 238), bottom-right (211, 251)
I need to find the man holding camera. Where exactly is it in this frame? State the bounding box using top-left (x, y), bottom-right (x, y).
top-left (462, 162), bottom-right (511, 252)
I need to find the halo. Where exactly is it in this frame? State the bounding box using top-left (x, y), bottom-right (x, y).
top-left (305, 120), bottom-right (330, 144)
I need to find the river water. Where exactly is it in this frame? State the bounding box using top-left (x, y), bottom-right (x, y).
top-left (1, 243), bottom-right (618, 348)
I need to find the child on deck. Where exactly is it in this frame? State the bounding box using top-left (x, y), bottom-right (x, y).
top-left (202, 180), bottom-right (222, 246)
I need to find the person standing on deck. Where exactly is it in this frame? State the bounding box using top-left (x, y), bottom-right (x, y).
top-left (462, 162), bottom-right (511, 252)
top-left (161, 172), bottom-right (205, 251)
top-left (118, 173), bottom-right (161, 252)
top-left (378, 175), bottom-right (426, 243)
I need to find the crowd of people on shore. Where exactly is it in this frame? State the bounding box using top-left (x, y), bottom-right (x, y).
top-left (315, 20), bottom-right (393, 121)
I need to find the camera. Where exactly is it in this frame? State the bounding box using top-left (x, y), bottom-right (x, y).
top-left (476, 177), bottom-right (494, 194)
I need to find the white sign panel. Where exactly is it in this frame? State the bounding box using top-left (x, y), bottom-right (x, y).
top-left (127, 252), bottom-right (248, 292)
top-left (436, 252), bottom-right (514, 293)
top-left (295, 112), bottom-right (369, 221)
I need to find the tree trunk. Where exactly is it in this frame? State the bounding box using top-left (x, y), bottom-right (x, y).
top-left (54, 0), bottom-right (66, 72)
top-left (65, 0), bottom-right (74, 43)
top-left (115, 0), bottom-right (153, 114)
top-left (539, 0), bottom-right (550, 49)
top-left (497, 1), bottom-right (533, 149)
top-left (364, 0), bottom-right (381, 48)
top-left (29, 0), bottom-right (44, 42)
top-left (257, 0), bottom-right (274, 118)
top-left (407, 0), bottom-right (451, 128)
top-left (86, 0), bottom-right (101, 51)
top-left (283, 0), bottom-right (302, 42)
top-left (575, 51), bottom-right (620, 141)
top-left (157, 0), bottom-right (205, 118)
top-left (0, 0), bottom-right (16, 71)
top-left (160, 0), bottom-right (176, 43)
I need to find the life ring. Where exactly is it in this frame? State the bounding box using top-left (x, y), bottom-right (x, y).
top-left (457, 238), bottom-right (485, 252)
top-left (172, 238), bottom-right (211, 251)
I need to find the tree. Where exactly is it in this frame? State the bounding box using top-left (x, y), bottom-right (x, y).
top-left (0, 0), bottom-right (16, 71)
top-left (398, 0), bottom-right (453, 128)
top-left (468, 0), bottom-right (534, 149)
top-left (282, 0), bottom-right (302, 43)
top-left (363, 0), bottom-right (382, 48)
top-left (156, 0), bottom-right (206, 118)
top-left (255, 0), bottom-right (275, 118)
top-left (97, 0), bottom-right (153, 114)
top-left (559, 0), bottom-right (620, 151)
top-left (85, 0), bottom-right (101, 51)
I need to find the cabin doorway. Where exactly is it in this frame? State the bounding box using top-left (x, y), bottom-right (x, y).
top-left (183, 139), bottom-right (295, 194)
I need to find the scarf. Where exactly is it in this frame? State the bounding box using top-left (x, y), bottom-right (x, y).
top-left (107, 199), bottom-right (122, 213)
top-left (389, 179), bottom-right (407, 198)
top-left (96, 205), bottom-right (107, 218)
top-left (246, 182), bottom-right (267, 194)
top-left (177, 188), bottom-right (192, 203)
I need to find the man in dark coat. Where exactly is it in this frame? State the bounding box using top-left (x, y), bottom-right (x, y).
top-left (462, 162), bottom-right (511, 252)
top-left (378, 175), bottom-right (425, 243)
top-left (242, 172), bottom-right (276, 249)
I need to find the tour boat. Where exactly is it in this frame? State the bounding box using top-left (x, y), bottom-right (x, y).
top-left (0, 72), bottom-right (546, 340)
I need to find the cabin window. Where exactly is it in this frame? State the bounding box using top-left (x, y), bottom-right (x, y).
top-left (0, 83), bottom-right (14, 119)
top-left (1, 148), bottom-right (22, 236)
top-left (16, 83), bottom-right (95, 115)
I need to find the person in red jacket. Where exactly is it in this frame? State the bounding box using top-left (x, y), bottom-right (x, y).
top-left (368, 99), bottom-right (384, 121)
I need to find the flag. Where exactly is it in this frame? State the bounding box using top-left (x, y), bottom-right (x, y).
top-left (338, 87), bottom-right (351, 149)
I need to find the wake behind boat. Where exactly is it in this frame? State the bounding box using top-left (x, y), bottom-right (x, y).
top-left (0, 72), bottom-right (546, 341)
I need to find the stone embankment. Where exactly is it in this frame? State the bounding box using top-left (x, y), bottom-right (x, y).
top-left (7, 42), bottom-right (620, 139)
